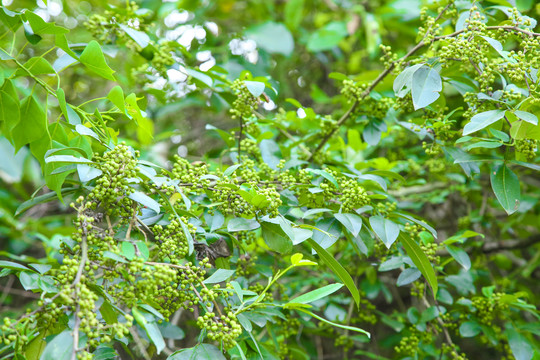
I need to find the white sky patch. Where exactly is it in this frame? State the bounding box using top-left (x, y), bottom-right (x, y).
top-left (164, 10), bottom-right (189, 28)
top-left (177, 145), bottom-right (188, 157)
top-left (149, 77), bottom-right (167, 90)
top-left (194, 26), bottom-right (206, 40)
top-left (297, 108), bottom-right (306, 118)
top-left (171, 135), bottom-right (182, 144)
top-left (229, 38), bottom-right (258, 64)
top-left (2, 0), bottom-right (13, 6)
top-left (177, 27), bottom-right (195, 48)
top-left (263, 99), bottom-right (276, 111)
top-left (204, 21), bottom-right (218, 35)
top-left (196, 50), bottom-right (212, 62)
top-left (167, 68), bottom-right (188, 83)
top-left (199, 58), bottom-right (215, 72)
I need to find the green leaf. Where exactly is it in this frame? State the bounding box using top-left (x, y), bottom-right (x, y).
top-left (463, 110), bottom-right (506, 135)
top-left (506, 328), bottom-right (533, 360)
top-left (45, 155), bottom-right (93, 164)
top-left (393, 63), bottom-right (423, 98)
top-left (144, 322), bottom-right (165, 355)
top-left (308, 169), bottom-right (339, 188)
top-left (128, 191), bottom-right (161, 214)
top-left (119, 24), bottom-right (150, 48)
top-left (24, 11), bottom-right (68, 35)
top-left (0, 8), bottom-right (21, 33)
top-left (0, 260), bottom-right (30, 271)
top-left (308, 239), bottom-right (360, 307)
top-left (244, 81), bottom-right (265, 97)
top-left (369, 215), bottom-right (400, 249)
top-left (246, 22), bottom-right (294, 56)
top-left (39, 330), bottom-right (73, 360)
top-left (411, 65), bottom-right (442, 110)
top-left (77, 164), bottom-right (102, 182)
top-left (307, 21), bottom-right (348, 52)
top-left (400, 234), bottom-right (438, 296)
top-left (107, 86), bottom-right (126, 114)
top-left (203, 269), bottom-right (235, 284)
top-left (459, 321), bottom-right (481, 337)
top-left (334, 213), bottom-right (363, 237)
top-left (261, 221), bottom-right (293, 253)
top-left (395, 212), bottom-right (437, 239)
top-left (167, 344), bottom-right (226, 360)
top-left (12, 95), bottom-right (49, 152)
top-left (120, 242), bottom-right (136, 260)
top-left (186, 69), bottom-right (213, 87)
top-left (0, 90), bottom-right (20, 140)
top-left (396, 268), bottom-right (421, 286)
top-left (446, 245), bottom-right (471, 270)
top-left (514, 110), bottom-right (538, 125)
top-left (284, 0), bottom-right (304, 30)
top-left (79, 41), bottom-right (116, 81)
top-left (15, 187), bottom-right (78, 216)
top-left (490, 164), bottom-right (520, 215)
top-left (227, 218), bottom-right (260, 232)
top-left (288, 283), bottom-right (343, 305)
top-left (16, 57), bottom-right (55, 76)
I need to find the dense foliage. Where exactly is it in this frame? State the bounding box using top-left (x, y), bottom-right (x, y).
top-left (0, 0), bottom-right (539, 359)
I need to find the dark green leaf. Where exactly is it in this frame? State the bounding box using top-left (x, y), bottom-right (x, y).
top-left (459, 321), bottom-right (481, 337)
top-left (446, 245), bottom-right (471, 270)
top-left (261, 221), bottom-right (293, 253)
top-left (490, 164), bottom-right (520, 215)
top-left (308, 239), bottom-right (360, 307)
top-left (400, 234), bottom-right (438, 296)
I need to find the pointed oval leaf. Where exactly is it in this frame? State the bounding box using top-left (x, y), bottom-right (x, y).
top-left (411, 66), bottom-right (442, 110)
top-left (369, 215), bottom-right (400, 249)
top-left (490, 164), bottom-right (520, 215)
top-left (399, 234), bottom-right (438, 296)
top-left (396, 268), bottom-right (421, 286)
top-left (79, 41), bottom-right (116, 81)
top-left (128, 191), bottom-right (160, 214)
top-left (514, 110), bottom-right (538, 125)
top-left (463, 110), bottom-right (506, 135)
top-left (334, 213), bottom-right (363, 237)
top-left (288, 283), bottom-right (343, 305)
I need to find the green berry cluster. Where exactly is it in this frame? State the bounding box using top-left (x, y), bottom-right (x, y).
top-left (334, 334), bottom-right (354, 350)
top-left (196, 309), bottom-right (242, 349)
top-left (230, 79), bottom-right (259, 119)
top-left (153, 217), bottom-right (195, 264)
top-left (515, 139), bottom-right (537, 161)
top-left (86, 143), bottom-right (139, 217)
top-left (394, 326), bottom-right (431, 355)
top-left (236, 253), bottom-right (257, 277)
top-left (85, 2), bottom-right (150, 45)
top-left (376, 201), bottom-right (397, 215)
top-left (340, 178), bottom-right (370, 213)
